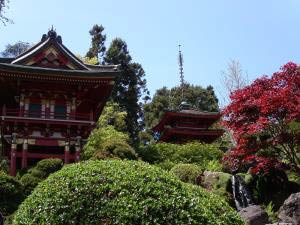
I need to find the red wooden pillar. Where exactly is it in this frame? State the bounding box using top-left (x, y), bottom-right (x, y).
top-left (21, 139), bottom-right (28, 169)
top-left (64, 142), bottom-right (70, 164)
top-left (10, 142), bottom-right (17, 176)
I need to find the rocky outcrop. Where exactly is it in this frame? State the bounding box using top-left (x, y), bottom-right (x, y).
top-left (202, 171), bottom-right (233, 202)
top-left (238, 205), bottom-right (269, 225)
top-left (278, 192), bottom-right (300, 225)
top-left (266, 223), bottom-right (293, 225)
top-left (202, 171), bottom-right (232, 190)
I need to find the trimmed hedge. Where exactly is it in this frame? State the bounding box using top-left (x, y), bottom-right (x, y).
top-left (0, 172), bottom-right (23, 215)
top-left (94, 139), bottom-right (137, 160)
top-left (20, 158), bottom-right (63, 196)
top-left (139, 142), bottom-right (224, 171)
top-left (13, 160), bottom-right (244, 225)
top-left (33, 158), bottom-right (63, 179)
top-left (170, 163), bottom-right (202, 184)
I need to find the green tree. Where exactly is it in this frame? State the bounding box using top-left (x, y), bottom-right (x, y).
top-left (105, 38), bottom-right (149, 143)
top-left (143, 84), bottom-right (219, 129)
top-left (86, 24), bottom-right (106, 64)
top-left (82, 102), bottom-right (134, 159)
top-left (1, 41), bottom-right (31, 57)
top-left (0, 0), bottom-right (10, 25)
top-left (76, 54), bottom-right (99, 65)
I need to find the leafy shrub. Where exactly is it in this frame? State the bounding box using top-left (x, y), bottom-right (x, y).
top-left (83, 125), bottom-right (130, 159)
top-left (13, 160), bottom-right (245, 225)
top-left (174, 142), bottom-right (223, 165)
top-left (265, 201), bottom-right (277, 223)
top-left (0, 159), bottom-right (8, 174)
top-left (170, 163), bottom-right (202, 184)
top-left (141, 142), bottom-right (223, 170)
top-left (101, 139), bottom-right (137, 160)
top-left (93, 139), bottom-right (137, 161)
top-left (137, 144), bottom-right (161, 164)
top-left (0, 172), bottom-right (23, 215)
top-left (20, 158), bottom-right (63, 196)
top-left (34, 158), bottom-right (63, 178)
top-left (205, 160), bottom-right (223, 172)
top-left (156, 160), bottom-right (176, 171)
top-left (19, 174), bottom-right (41, 196)
top-left (27, 168), bottom-right (45, 179)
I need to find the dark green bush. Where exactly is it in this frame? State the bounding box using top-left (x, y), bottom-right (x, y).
top-left (0, 172), bottom-right (24, 215)
top-left (93, 139), bottom-right (137, 160)
top-left (20, 158), bottom-right (63, 196)
top-left (19, 174), bottom-right (41, 196)
top-left (0, 159), bottom-right (9, 174)
top-left (13, 160), bottom-right (244, 225)
top-left (27, 168), bottom-right (46, 179)
top-left (170, 163), bottom-right (202, 184)
top-left (138, 144), bottom-right (171, 163)
top-left (34, 158), bottom-right (63, 178)
top-left (136, 145), bottom-right (157, 164)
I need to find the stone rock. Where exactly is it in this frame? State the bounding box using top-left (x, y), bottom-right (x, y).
top-left (266, 223), bottom-right (293, 225)
top-left (278, 192), bottom-right (300, 225)
top-left (239, 205), bottom-right (269, 225)
top-left (202, 171), bottom-right (233, 202)
top-left (202, 171), bottom-right (232, 190)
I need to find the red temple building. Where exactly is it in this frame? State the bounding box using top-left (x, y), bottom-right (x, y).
top-left (0, 29), bottom-right (119, 176)
top-left (152, 102), bottom-right (224, 143)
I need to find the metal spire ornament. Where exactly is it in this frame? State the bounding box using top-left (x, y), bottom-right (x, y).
top-left (178, 44), bottom-right (185, 101)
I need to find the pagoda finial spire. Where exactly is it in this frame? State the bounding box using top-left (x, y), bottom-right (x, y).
top-left (178, 44), bottom-right (185, 101)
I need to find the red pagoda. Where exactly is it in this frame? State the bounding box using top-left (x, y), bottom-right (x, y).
top-left (152, 47), bottom-right (224, 144)
top-left (152, 102), bottom-right (224, 143)
top-left (0, 29), bottom-right (119, 176)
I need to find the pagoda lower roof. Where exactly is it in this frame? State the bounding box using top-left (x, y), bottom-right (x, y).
top-left (160, 127), bottom-right (224, 143)
top-left (0, 63), bottom-right (118, 79)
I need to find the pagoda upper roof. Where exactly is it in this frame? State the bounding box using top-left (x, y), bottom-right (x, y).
top-left (0, 28), bottom-right (119, 78)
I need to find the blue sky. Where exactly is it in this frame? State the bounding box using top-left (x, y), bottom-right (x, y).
top-left (1, 0), bottom-right (300, 105)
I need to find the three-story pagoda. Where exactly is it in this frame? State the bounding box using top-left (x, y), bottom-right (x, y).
top-left (152, 102), bottom-right (224, 143)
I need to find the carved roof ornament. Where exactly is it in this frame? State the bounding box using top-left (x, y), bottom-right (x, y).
top-left (48, 25), bottom-right (57, 39)
top-left (41, 26), bottom-right (62, 44)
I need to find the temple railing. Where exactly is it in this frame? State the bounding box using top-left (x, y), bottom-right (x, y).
top-left (0, 108), bottom-right (92, 122)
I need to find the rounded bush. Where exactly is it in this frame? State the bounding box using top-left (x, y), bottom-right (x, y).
top-left (0, 172), bottom-right (23, 215)
top-left (34, 158), bottom-right (63, 178)
top-left (170, 163), bottom-right (202, 184)
top-left (13, 160), bottom-right (244, 225)
top-left (94, 139), bottom-right (137, 160)
top-left (19, 174), bottom-right (41, 196)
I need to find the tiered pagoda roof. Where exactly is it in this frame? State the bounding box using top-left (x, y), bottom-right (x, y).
top-left (152, 103), bottom-right (224, 143)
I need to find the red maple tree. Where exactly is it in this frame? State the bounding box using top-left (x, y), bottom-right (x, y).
top-left (222, 62), bottom-right (300, 175)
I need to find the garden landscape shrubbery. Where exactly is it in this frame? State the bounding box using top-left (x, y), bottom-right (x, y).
top-left (0, 172), bottom-right (24, 215)
top-left (13, 160), bottom-right (245, 225)
top-left (19, 158), bottom-right (63, 196)
top-left (139, 142), bottom-right (224, 171)
top-left (170, 163), bottom-right (202, 184)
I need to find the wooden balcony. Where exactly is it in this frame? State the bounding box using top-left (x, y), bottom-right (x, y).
top-left (0, 108), bottom-right (95, 126)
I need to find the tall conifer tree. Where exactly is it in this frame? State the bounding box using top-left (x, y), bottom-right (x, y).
top-left (105, 38), bottom-right (149, 143)
top-left (86, 24), bottom-right (106, 64)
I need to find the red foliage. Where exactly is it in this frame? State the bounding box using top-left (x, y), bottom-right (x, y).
top-left (222, 62), bottom-right (300, 175)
